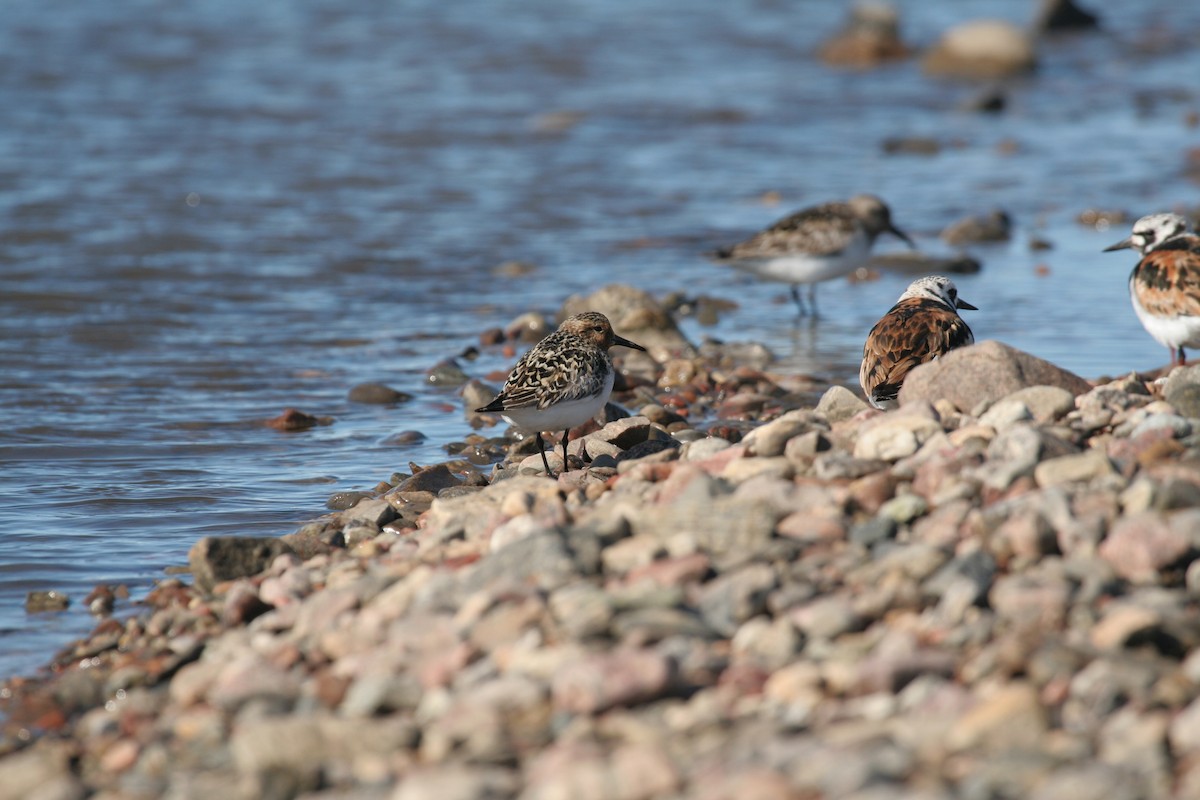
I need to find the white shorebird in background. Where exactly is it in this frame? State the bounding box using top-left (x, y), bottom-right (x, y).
top-left (713, 194), bottom-right (914, 316)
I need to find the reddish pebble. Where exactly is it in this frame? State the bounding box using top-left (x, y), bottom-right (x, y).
top-left (265, 408), bottom-right (323, 432)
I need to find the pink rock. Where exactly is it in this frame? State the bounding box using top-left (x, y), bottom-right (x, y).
top-left (1099, 512), bottom-right (1192, 584)
top-left (899, 340), bottom-right (1090, 413)
top-left (552, 648), bottom-right (672, 714)
top-left (624, 553), bottom-right (711, 588)
top-left (776, 513), bottom-right (846, 543)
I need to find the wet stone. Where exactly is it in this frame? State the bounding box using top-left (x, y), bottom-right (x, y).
top-left (347, 382), bottom-right (412, 404)
top-left (25, 589), bottom-right (70, 613)
top-left (188, 536), bottom-right (294, 594)
top-left (327, 490), bottom-right (372, 511)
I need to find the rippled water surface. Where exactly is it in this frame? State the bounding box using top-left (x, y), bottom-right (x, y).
top-left (2, 0), bottom-right (1199, 679)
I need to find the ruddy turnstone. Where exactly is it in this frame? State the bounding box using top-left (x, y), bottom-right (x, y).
top-left (1103, 213), bottom-right (1200, 367)
top-left (476, 311), bottom-right (646, 476)
top-left (859, 275), bottom-right (977, 410)
top-left (713, 194), bottom-right (914, 316)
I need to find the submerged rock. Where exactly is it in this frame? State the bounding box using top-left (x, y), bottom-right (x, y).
top-left (922, 20), bottom-right (1037, 80)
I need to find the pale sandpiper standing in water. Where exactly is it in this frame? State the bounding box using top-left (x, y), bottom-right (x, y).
top-left (1104, 213), bottom-right (1200, 367)
top-left (859, 275), bottom-right (977, 410)
top-left (713, 194), bottom-right (914, 316)
top-left (476, 312), bottom-right (646, 476)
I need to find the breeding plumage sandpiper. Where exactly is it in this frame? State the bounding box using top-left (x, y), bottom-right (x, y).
top-left (713, 194), bottom-right (914, 316)
top-left (476, 312), bottom-right (646, 476)
top-left (859, 275), bottom-right (977, 410)
top-left (1104, 213), bottom-right (1200, 367)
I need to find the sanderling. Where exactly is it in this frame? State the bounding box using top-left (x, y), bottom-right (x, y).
top-left (713, 194), bottom-right (914, 316)
top-left (859, 275), bottom-right (977, 410)
top-left (1104, 213), bottom-right (1200, 367)
top-left (476, 311), bottom-right (646, 476)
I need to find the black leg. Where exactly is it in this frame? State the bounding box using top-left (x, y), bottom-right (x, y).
top-left (790, 285), bottom-right (807, 317)
top-left (561, 429), bottom-right (570, 473)
top-left (808, 283), bottom-right (819, 318)
top-left (1178, 346), bottom-right (1187, 366)
top-left (536, 432), bottom-right (552, 475)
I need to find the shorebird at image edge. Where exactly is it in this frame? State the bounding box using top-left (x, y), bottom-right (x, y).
top-left (475, 311), bottom-right (646, 476)
top-left (1103, 212), bottom-right (1200, 367)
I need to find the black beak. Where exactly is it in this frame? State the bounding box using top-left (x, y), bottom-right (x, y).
top-left (888, 224), bottom-right (916, 249)
top-left (956, 297), bottom-right (978, 311)
top-left (1103, 237), bottom-right (1134, 252)
top-left (613, 334), bottom-right (647, 352)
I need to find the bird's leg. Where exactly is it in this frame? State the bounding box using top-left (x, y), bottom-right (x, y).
top-left (790, 285), bottom-right (808, 317)
top-left (536, 432), bottom-right (552, 476)
top-left (807, 283), bottom-right (819, 318)
top-left (560, 429), bottom-right (570, 473)
top-left (1177, 346), bottom-right (1187, 366)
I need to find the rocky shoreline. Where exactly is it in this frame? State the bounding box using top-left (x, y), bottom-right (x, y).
top-left (5, 286), bottom-right (1200, 799)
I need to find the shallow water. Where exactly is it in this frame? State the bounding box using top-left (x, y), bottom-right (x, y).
top-left (2, 0), bottom-right (1199, 679)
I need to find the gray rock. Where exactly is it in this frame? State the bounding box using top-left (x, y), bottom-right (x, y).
top-left (1170, 695), bottom-right (1200, 755)
top-left (548, 584), bottom-right (614, 640)
top-left (854, 412), bottom-right (944, 461)
top-left (742, 410), bottom-right (823, 457)
top-left (611, 607), bottom-right (716, 642)
top-left (680, 436), bottom-right (732, 461)
top-left (695, 564), bottom-right (778, 637)
top-left (923, 549), bottom-right (996, 603)
top-left (392, 464), bottom-right (462, 495)
top-left (994, 385), bottom-right (1076, 422)
top-left (1167, 384), bottom-right (1200, 418)
top-left (461, 531), bottom-right (583, 594)
top-left (0, 744), bottom-right (76, 800)
top-left (1028, 765), bottom-right (1148, 800)
top-left (188, 536), bottom-right (294, 593)
top-left (342, 497), bottom-right (399, 529)
top-left (850, 516), bottom-right (898, 547)
top-left (940, 209), bottom-right (1011, 245)
top-left (899, 341), bottom-right (1090, 413)
top-left (1033, 450), bottom-right (1116, 488)
top-left (817, 385), bottom-right (869, 423)
top-left (348, 382), bottom-right (412, 404)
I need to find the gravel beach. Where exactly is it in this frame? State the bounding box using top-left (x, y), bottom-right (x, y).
top-left (5, 286), bottom-right (1200, 800)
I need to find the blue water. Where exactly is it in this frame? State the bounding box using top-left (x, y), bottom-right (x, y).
top-left (2, 0), bottom-right (1199, 679)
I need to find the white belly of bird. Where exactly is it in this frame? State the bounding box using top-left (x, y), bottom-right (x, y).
top-left (737, 235), bottom-right (870, 285)
top-left (1131, 289), bottom-right (1200, 351)
top-left (501, 372), bottom-right (614, 433)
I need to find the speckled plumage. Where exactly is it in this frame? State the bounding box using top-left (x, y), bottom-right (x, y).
top-left (859, 276), bottom-right (977, 410)
top-left (713, 194), bottom-right (914, 316)
top-left (1104, 213), bottom-right (1200, 366)
top-left (476, 312), bottom-right (646, 475)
